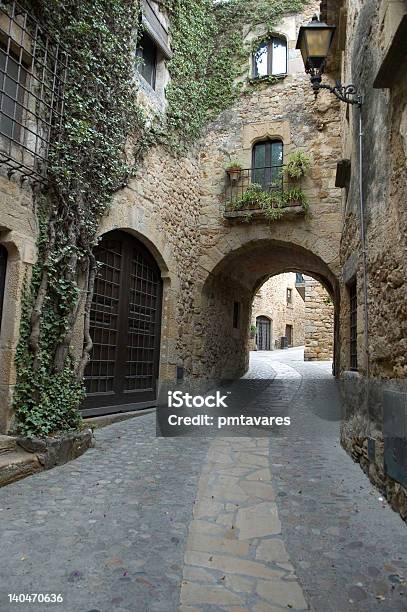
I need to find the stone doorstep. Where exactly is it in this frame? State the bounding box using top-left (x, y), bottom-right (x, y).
top-left (0, 429), bottom-right (94, 489)
top-left (0, 434), bottom-right (18, 454)
top-left (0, 450), bottom-right (42, 487)
top-left (84, 407), bottom-right (156, 430)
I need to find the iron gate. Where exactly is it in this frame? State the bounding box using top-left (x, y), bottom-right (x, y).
top-left (256, 316), bottom-right (271, 350)
top-left (82, 230), bottom-right (162, 416)
top-left (0, 245), bottom-right (7, 330)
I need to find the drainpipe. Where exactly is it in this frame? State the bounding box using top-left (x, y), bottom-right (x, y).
top-left (357, 103), bottom-right (371, 409)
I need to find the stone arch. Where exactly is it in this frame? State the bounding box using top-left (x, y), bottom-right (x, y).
top-left (0, 232), bottom-right (37, 432)
top-left (191, 236), bottom-right (340, 380)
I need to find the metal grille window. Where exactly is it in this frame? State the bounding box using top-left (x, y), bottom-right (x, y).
top-left (349, 280), bottom-right (358, 370)
top-left (253, 37), bottom-right (287, 78)
top-left (0, 0), bottom-right (68, 181)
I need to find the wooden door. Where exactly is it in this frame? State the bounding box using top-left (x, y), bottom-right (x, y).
top-left (256, 316), bottom-right (271, 350)
top-left (82, 230), bottom-right (162, 416)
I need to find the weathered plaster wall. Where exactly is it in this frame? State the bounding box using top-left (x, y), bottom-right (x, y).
top-left (304, 277), bottom-right (334, 361)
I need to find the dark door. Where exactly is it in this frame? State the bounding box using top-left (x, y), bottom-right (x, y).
top-left (82, 230), bottom-right (162, 416)
top-left (256, 316), bottom-right (271, 350)
top-left (252, 140), bottom-right (283, 192)
top-left (285, 324), bottom-right (293, 347)
top-left (0, 245), bottom-right (7, 331)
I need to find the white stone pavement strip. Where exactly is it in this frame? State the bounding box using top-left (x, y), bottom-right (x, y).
top-left (180, 437), bottom-right (309, 611)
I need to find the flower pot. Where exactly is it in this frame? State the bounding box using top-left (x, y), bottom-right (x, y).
top-left (227, 168), bottom-right (241, 183)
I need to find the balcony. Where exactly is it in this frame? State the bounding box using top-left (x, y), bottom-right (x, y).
top-left (223, 165), bottom-right (308, 221)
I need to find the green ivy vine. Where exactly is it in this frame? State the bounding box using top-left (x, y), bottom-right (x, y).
top-left (14, 0), bottom-right (309, 437)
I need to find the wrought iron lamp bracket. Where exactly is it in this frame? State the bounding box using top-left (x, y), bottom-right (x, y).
top-left (310, 74), bottom-right (363, 106)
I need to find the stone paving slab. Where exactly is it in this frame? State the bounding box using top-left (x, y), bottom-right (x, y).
top-left (180, 437), bottom-right (308, 611)
top-left (0, 414), bottom-right (209, 612)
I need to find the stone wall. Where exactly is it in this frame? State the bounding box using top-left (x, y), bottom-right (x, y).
top-left (304, 277), bottom-right (334, 361)
top-left (252, 273), bottom-right (305, 349)
top-left (324, 0), bottom-right (407, 519)
top-left (0, 0), bottom-right (345, 428)
top-left (0, 172), bottom-right (37, 432)
top-left (191, 0), bottom-right (343, 380)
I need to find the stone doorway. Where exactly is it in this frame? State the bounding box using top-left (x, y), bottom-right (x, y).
top-left (82, 230), bottom-right (163, 417)
top-left (256, 315), bottom-right (271, 350)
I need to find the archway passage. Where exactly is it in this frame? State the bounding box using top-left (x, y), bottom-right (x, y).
top-left (82, 230), bottom-right (163, 417)
top-left (256, 315), bottom-right (271, 350)
top-left (0, 244), bottom-right (7, 331)
top-left (197, 239), bottom-right (340, 380)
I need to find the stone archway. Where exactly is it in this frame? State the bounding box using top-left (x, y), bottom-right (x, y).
top-left (192, 238), bottom-right (340, 381)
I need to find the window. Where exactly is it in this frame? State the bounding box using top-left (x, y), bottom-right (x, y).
top-left (253, 37), bottom-right (287, 78)
top-left (136, 32), bottom-right (157, 89)
top-left (0, 1), bottom-right (68, 182)
top-left (233, 301), bottom-right (241, 329)
top-left (287, 288), bottom-right (292, 304)
top-left (0, 45), bottom-right (27, 142)
top-left (252, 139), bottom-right (283, 191)
top-left (349, 280), bottom-right (357, 371)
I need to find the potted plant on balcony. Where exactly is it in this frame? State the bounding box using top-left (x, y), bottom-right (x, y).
top-left (226, 160), bottom-right (242, 183)
top-left (283, 187), bottom-right (309, 211)
top-left (284, 151), bottom-right (311, 179)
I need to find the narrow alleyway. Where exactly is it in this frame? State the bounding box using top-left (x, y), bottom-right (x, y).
top-left (0, 349), bottom-right (406, 612)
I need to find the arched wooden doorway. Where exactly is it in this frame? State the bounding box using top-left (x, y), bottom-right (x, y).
top-left (256, 316), bottom-right (271, 350)
top-left (82, 230), bottom-right (163, 416)
top-left (0, 245), bottom-right (7, 332)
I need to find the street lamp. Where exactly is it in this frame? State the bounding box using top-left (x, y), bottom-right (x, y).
top-left (296, 14), bottom-right (362, 106)
top-left (297, 15), bottom-right (370, 391)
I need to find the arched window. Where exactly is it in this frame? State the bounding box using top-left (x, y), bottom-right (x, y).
top-left (252, 139), bottom-right (283, 191)
top-left (253, 36), bottom-right (287, 77)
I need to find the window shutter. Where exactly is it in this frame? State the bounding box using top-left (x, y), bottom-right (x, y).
top-left (141, 0), bottom-right (172, 59)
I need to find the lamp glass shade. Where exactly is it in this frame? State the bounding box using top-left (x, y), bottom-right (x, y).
top-left (296, 17), bottom-right (336, 71)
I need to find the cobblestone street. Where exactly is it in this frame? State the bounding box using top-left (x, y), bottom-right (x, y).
top-left (1, 348), bottom-right (406, 612)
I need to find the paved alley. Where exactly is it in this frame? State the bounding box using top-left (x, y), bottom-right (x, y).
top-left (0, 348), bottom-right (406, 612)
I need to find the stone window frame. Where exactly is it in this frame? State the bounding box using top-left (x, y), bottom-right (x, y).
top-left (251, 34), bottom-right (288, 79)
top-left (136, 0), bottom-right (172, 102)
top-left (286, 287), bottom-right (293, 305)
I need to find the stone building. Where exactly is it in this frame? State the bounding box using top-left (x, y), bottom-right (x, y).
top-left (252, 273), bottom-right (305, 350)
top-left (251, 273), bottom-right (334, 359)
top-left (303, 276), bottom-right (334, 361)
top-left (322, 0), bottom-right (407, 516)
top-left (0, 0), bottom-right (405, 515)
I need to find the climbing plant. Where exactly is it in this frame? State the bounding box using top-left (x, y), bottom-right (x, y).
top-left (14, 0), bottom-right (144, 436)
top-left (162, 0), bottom-right (309, 144)
top-left (14, 0), bottom-right (309, 437)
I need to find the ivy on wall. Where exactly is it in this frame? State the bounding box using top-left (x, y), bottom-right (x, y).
top-left (14, 0), bottom-right (144, 436)
top-left (14, 0), bottom-right (308, 437)
top-left (162, 0), bottom-right (309, 144)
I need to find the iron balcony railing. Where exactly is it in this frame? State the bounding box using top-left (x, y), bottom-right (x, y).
top-left (224, 165), bottom-right (285, 212)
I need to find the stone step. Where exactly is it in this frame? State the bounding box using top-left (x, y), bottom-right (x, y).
top-left (0, 450), bottom-right (41, 487)
top-left (0, 435), bottom-right (18, 454)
